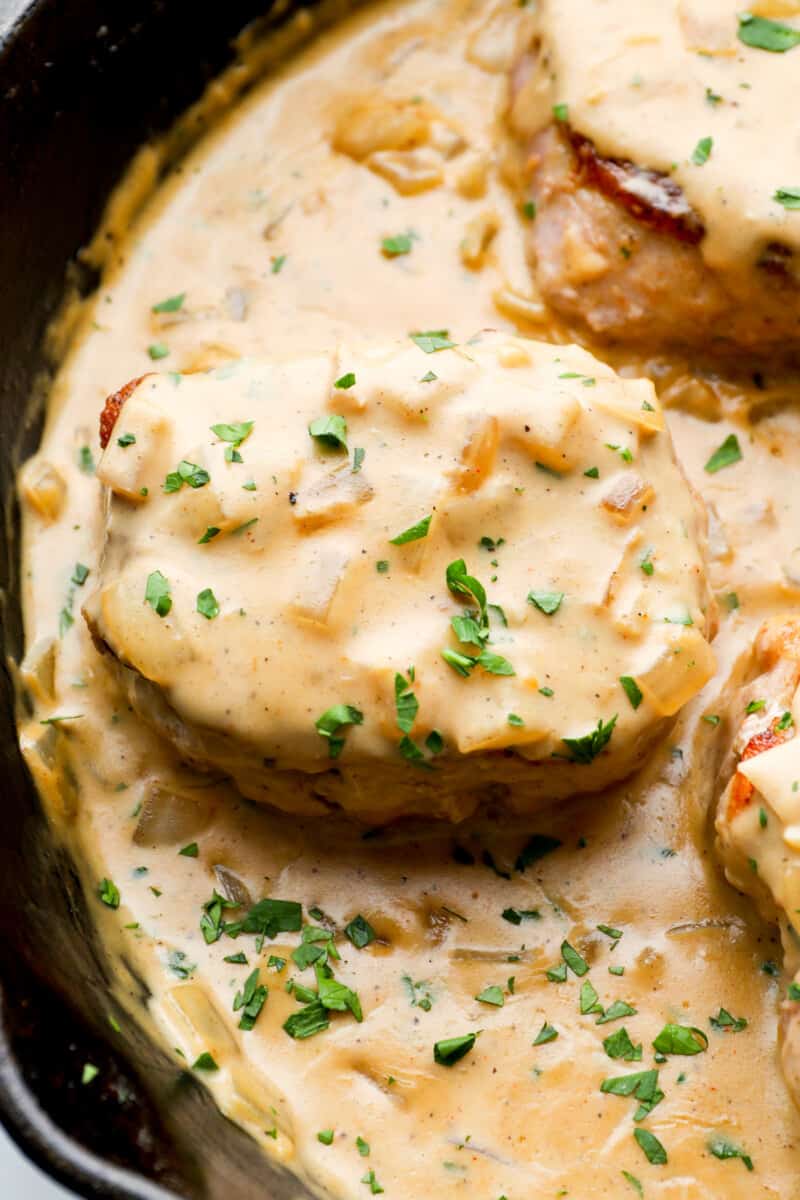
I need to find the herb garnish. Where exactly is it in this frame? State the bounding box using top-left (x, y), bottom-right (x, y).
top-left (152, 293), bottom-right (185, 313)
top-left (390, 514), bottom-right (431, 545)
top-left (707, 1134), bottom-right (753, 1171)
top-left (382, 233), bottom-right (413, 257)
top-left (652, 1023), bottom-right (708, 1055)
top-left (145, 571), bottom-right (172, 617)
top-left (315, 704), bottom-right (363, 758)
top-left (619, 676), bottom-right (643, 710)
top-left (192, 1052), bottom-right (219, 1071)
top-left (433, 1032), bottom-right (477, 1066)
top-left (774, 187), bottom-right (800, 210)
top-left (308, 414), bottom-right (348, 452)
top-left (533, 1021), bottom-right (558, 1045)
top-left (691, 136), bottom-right (713, 165)
top-left (737, 13), bottom-right (800, 52)
top-left (164, 460), bottom-right (210, 492)
top-left (211, 421), bottom-right (255, 463)
top-left (98, 878), bottom-right (120, 909)
top-left (709, 1007), bottom-right (747, 1033)
top-left (410, 330), bottom-right (456, 354)
top-left (560, 716), bottom-right (617, 764)
top-left (335, 372), bottom-right (356, 389)
top-left (117, 432), bottom-right (136, 448)
top-left (476, 985), bottom-right (504, 1007)
top-left (527, 590), bottom-right (564, 615)
top-left (634, 1128), bottom-right (667, 1165)
top-left (196, 588), bottom-right (219, 620)
top-left (704, 434), bottom-right (742, 474)
top-left (345, 914), bottom-right (376, 949)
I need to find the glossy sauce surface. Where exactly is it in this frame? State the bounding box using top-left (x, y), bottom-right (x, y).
top-left (15, 0), bottom-right (800, 1196)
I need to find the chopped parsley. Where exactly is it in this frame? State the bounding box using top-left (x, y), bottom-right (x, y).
top-left (283, 1000), bottom-right (330, 1040)
top-left (634, 1128), bottom-right (667, 1165)
top-left (315, 704), bottom-right (363, 758)
top-left (774, 187), bottom-right (800, 210)
top-left (116, 432), bottom-right (136, 448)
top-left (737, 13), bottom-right (800, 52)
top-left (164, 460), bottom-right (210, 492)
top-left (196, 588), bottom-right (219, 620)
top-left (704, 433), bottom-right (742, 474)
top-left (502, 907), bottom-right (541, 925)
top-left (475, 985), bottom-right (504, 1007)
top-left (233, 968), bottom-right (268, 1030)
top-left (198, 526), bottom-right (221, 544)
top-left (691, 135), bottom-right (713, 165)
top-left (178, 842), bottom-right (199, 858)
top-left (709, 1007), bottom-right (747, 1033)
top-left (533, 1021), bottom-right (558, 1046)
top-left (192, 1052), bottom-right (219, 1072)
top-left (603, 1027), bottom-right (642, 1061)
top-left (345, 914), bottom-right (376, 949)
top-left (335, 372), bottom-right (356, 389)
top-left (145, 570), bottom-right (172, 617)
top-left (619, 676), bottom-right (643, 710)
top-left (361, 1169), bottom-right (384, 1195)
top-left (434, 1032), bottom-right (477, 1066)
top-left (382, 232), bottom-right (413, 257)
top-left (390, 514), bottom-right (431, 545)
top-left (78, 445), bottom-right (95, 474)
top-left (308, 414), bottom-right (348, 452)
top-left (560, 715), bottom-right (617, 764)
top-left (152, 293), bottom-right (185, 313)
top-left (707, 1134), bottom-right (753, 1171)
top-left (560, 940), bottom-right (589, 977)
top-left (596, 1000), bottom-right (637, 1025)
top-left (98, 878), bottom-right (120, 909)
top-left (507, 713), bottom-right (524, 727)
top-left (746, 698), bottom-right (765, 714)
top-left (410, 330), bottom-right (456, 354)
top-left (552, 102), bottom-right (569, 122)
top-left (81, 1064), bottom-right (99, 1085)
top-left (352, 447), bottom-right (365, 473)
top-left (652, 1023), bottom-right (708, 1055)
top-left (527, 590), bottom-right (564, 615)
top-left (147, 342), bottom-right (170, 360)
top-left (317, 1130), bottom-right (335, 1145)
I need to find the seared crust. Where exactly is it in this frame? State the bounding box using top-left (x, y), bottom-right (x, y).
top-left (99, 376), bottom-right (147, 449)
top-left (570, 132), bottom-right (704, 246)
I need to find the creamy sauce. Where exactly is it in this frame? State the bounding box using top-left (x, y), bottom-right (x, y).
top-left (14, 0), bottom-right (800, 1196)
top-left (515, 0), bottom-right (800, 273)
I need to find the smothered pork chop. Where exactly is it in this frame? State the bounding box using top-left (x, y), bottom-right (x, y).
top-left (509, 0), bottom-right (800, 356)
top-left (85, 334), bottom-right (714, 822)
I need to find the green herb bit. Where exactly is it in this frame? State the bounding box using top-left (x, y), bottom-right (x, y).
top-left (382, 232), bottom-right (413, 257)
top-left (361, 1170), bottom-right (384, 1196)
top-left (198, 526), bottom-right (221, 544)
top-left (634, 1128), bottom-right (667, 1166)
top-left (640, 549), bottom-right (654, 576)
top-left (603, 1027), bottom-right (642, 1061)
top-left (502, 907), bottom-right (541, 925)
top-left (703, 713), bottom-right (721, 727)
top-left (597, 924), bottom-right (623, 940)
top-left (433, 1032), bottom-right (477, 1066)
top-left (394, 674), bottom-right (420, 737)
top-left (507, 713), bottom-right (524, 727)
top-left (580, 980), bottom-right (603, 1016)
top-left (584, 466), bottom-right (599, 479)
top-left (774, 187), bottom-right (800, 210)
top-left (224, 952), bottom-right (249, 965)
top-left (737, 13), bottom-right (800, 52)
top-left (561, 940), bottom-right (589, 977)
top-left (116, 432), bottom-right (136, 448)
top-left (709, 1007), bottom-right (747, 1033)
top-left (152, 293), bottom-right (185, 313)
top-left (233, 968), bottom-right (268, 1030)
top-left (403, 975), bottom-right (434, 1012)
top-left (476, 985), bottom-right (504, 1007)
top-left (652, 1023), bottom-right (708, 1055)
top-left (560, 715), bottom-right (617, 764)
top-left (147, 342), bottom-right (170, 360)
top-left (409, 329), bottom-right (456, 354)
top-left (168, 950), bottom-right (196, 980)
top-left (283, 999), bottom-right (330, 1040)
top-left (317, 1129), bottom-right (334, 1145)
top-left (533, 1021), bottom-right (558, 1046)
top-left (164, 460), bottom-right (210, 492)
top-left (271, 254), bottom-right (286, 274)
top-left (691, 136), bottom-right (713, 165)
top-left (376, 560), bottom-right (390, 573)
top-left (81, 1064), bottom-right (99, 1085)
top-left (78, 445), bottom-right (96, 474)
top-left (308, 414), bottom-right (348, 452)
top-left (521, 200), bottom-right (536, 220)
top-left (789, 981), bottom-right (800, 1001)
top-left (179, 842), bottom-right (199, 858)
top-left (704, 433), bottom-right (742, 474)
top-left (707, 1134), bottom-right (753, 1171)
top-left (777, 710), bottom-right (794, 731)
top-left (426, 729), bottom-right (444, 755)
top-left (527, 590), bottom-right (564, 615)
top-left (596, 1000), bottom-right (637, 1025)
top-left (745, 698), bottom-right (765, 714)
top-left (196, 588), bottom-right (219, 620)
top-left (552, 102), bottom-right (569, 122)
top-left (192, 1052), bottom-right (219, 1072)
top-left (621, 1170), bottom-right (643, 1197)
top-left (352, 447), bottom-right (365, 473)
top-left (389, 514), bottom-right (431, 545)
top-left (315, 703), bottom-right (363, 759)
top-left (98, 878), bottom-right (120, 909)
top-left (40, 713), bottom-right (84, 726)
top-left (335, 372), bottom-right (356, 389)
top-left (539, 686), bottom-right (554, 697)
top-left (546, 962), bottom-right (568, 983)
top-left (345, 914), bottom-right (376, 949)
top-left (609, 965), bottom-right (625, 977)
top-left (619, 676), bottom-right (643, 710)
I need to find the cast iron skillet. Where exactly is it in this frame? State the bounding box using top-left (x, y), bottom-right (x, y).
top-left (0, 1), bottom-right (321, 1195)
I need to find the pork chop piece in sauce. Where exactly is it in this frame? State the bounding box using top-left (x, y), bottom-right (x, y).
top-left (508, 0), bottom-right (800, 359)
top-left (715, 617), bottom-right (800, 1108)
top-left (85, 334), bottom-right (715, 824)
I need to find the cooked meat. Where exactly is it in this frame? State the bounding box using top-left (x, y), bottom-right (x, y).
top-left (714, 617), bottom-right (800, 1105)
top-left (84, 333), bottom-right (715, 823)
top-left (508, 0), bottom-right (800, 357)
